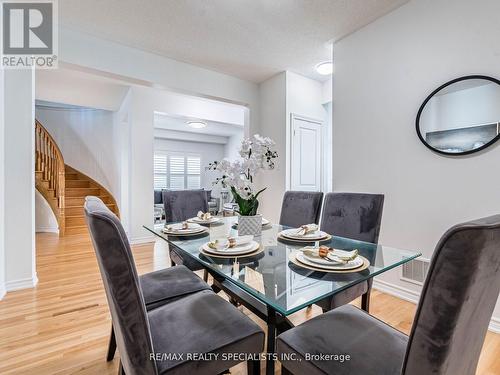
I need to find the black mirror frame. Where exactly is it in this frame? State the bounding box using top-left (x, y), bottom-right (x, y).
top-left (416, 75), bottom-right (500, 156)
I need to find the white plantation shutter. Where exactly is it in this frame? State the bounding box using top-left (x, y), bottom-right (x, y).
top-left (154, 152), bottom-right (201, 190)
top-left (169, 155), bottom-right (185, 190)
top-left (154, 154), bottom-right (168, 189)
top-left (187, 175), bottom-right (201, 189)
top-left (186, 156), bottom-right (201, 189)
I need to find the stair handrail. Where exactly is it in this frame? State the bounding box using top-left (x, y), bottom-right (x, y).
top-left (35, 119), bottom-right (65, 233)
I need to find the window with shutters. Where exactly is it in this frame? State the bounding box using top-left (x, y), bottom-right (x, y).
top-left (154, 154), bottom-right (168, 190)
top-left (153, 152), bottom-right (201, 190)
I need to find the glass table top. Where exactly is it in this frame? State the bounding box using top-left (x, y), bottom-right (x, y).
top-left (144, 217), bottom-right (421, 316)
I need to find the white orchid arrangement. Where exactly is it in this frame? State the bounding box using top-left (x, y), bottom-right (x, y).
top-left (207, 134), bottom-right (278, 216)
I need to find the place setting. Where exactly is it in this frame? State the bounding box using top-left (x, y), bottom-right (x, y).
top-left (278, 224), bottom-right (331, 243)
top-left (187, 210), bottom-right (222, 225)
top-left (161, 221), bottom-right (209, 237)
top-left (289, 245), bottom-right (370, 273)
top-left (199, 234), bottom-right (263, 258)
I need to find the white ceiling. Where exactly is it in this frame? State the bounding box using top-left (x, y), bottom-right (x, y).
top-left (59, 0), bottom-right (408, 83)
top-left (154, 113), bottom-right (244, 138)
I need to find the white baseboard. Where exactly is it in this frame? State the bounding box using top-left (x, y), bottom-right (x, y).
top-left (129, 235), bottom-right (156, 245)
top-left (373, 279), bottom-right (421, 304)
top-left (36, 226), bottom-right (59, 234)
top-left (373, 278), bottom-right (500, 333)
top-left (6, 274), bottom-right (38, 292)
top-left (0, 283), bottom-right (6, 300)
top-left (489, 317), bottom-right (500, 334)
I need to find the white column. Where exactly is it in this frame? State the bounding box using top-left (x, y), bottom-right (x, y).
top-left (0, 68), bottom-right (5, 299)
top-left (4, 68), bottom-right (37, 291)
top-left (128, 88), bottom-right (155, 243)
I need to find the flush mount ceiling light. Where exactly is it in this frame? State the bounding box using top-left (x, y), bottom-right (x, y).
top-left (186, 121), bottom-right (207, 129)
top-left (315, 61), bottom-right (333, 75)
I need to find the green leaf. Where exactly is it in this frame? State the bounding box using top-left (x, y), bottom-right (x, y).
top-left (230, 186), bottom-right (264, 216)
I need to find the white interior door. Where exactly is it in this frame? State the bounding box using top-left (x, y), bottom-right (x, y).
top-left (291, 115), bottom-right (322, 191)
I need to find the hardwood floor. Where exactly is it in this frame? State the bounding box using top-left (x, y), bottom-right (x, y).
top-left (0, 233), bottom-right (498, 374)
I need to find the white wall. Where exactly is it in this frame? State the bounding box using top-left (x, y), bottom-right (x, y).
top-left (154, 138), bottom-right (225, 196)
top-left (323, 101), bottom-right (333, 192)
top-left (35, 190), bottom-right (59, 233)
top-left (114, 89), bottom-right (132, 235)
top-left (286, 71), bottom-right (329, 191)
top-left (258, 73), bottom-right (287, 222)
top-left (287, 71), bottom-right (327, 122)
top-left (0, 68), bottom-right (5, 299)
top-left (35, 107), bottom-right (119, 197)
top-left (224, 133), bottom-right (244, 161)
top-left (322, 77), bottom-right (333, 104)
top-left (258, 71), bottom-right (329, 222)
top-left (4, 69), bottom-right (37, 292)
top-left (332, 0), bottom-right (500, 330)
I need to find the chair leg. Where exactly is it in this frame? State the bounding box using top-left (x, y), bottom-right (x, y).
top-left (107, 326), bottom-right (117, 361)
top-left (361, 289), bottom-right (371, 313)
top-left (203, 269), bottom-right (208, 282)
top-left (247, 359), bottom-right (260, 375)
top-left (281, 364), bottom-right (293, 375)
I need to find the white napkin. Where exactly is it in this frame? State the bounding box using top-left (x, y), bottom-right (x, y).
top-left (301, 246), bottom-right (330, 258)
top-left (295, 224), bottom-right (319, 236)
top-left (165, 221), bottom-right (191, 232)
top-left (208, 235), bottom-right (254, 250)
top-left (228, 235), bottom-right (254, 247)
top-left (197, 211), bottom-right (212, 221)
top-left (301, 246), bottom-right (359, 262)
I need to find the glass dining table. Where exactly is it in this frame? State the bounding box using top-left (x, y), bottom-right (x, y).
top-left (144, 217), bottom-right (421, 375)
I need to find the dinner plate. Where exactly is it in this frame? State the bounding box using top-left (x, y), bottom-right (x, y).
top-left (280, 228), bottom-right (329, 240)
top-left (188, 216), bottom-right (222, 224)
top-left (234, 217), bottom-right (270, 226)
top-left (302, 249), bottom-right (361, 267)
top-left (201, 240), bottom-right (260, 256)
top-left (162, 223), bottom-right (207, 235)
top-left (296, 251), bottom-right (364, 270)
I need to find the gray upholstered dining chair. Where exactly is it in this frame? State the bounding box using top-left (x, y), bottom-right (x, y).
top-left (85, 197), bottom-right (213, 362)
top-left (315, 192), bottom-right (384, 313)
top-left (84, 198), bottom-right (264, 375)
top-left (277, 214), bottom-right (500, 375)
top-left (163, 189), bottom-right (209, 223)
top-left (162, 190), bottom-right (209, 279)
top-left (279, 191), bottom-right (324, 228)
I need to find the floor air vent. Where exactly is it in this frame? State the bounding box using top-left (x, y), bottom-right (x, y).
top-left (401, 257), bottom-right (430, 285)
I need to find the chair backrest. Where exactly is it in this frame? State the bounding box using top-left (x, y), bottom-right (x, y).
top-left (205, 189), bottom-right (212, 201)
top-left (320, 192), bottom-right (384, 243)
top-left (279, 191), bottom-right (324, 228)
top-left (163, 189), bottom-right (208, 223)
top-left (84, 197), bottom-right (157, 375)
top-left (403, 215), bottom-right (500, 375)
top-left (154, 189), bottom-right (163, 205)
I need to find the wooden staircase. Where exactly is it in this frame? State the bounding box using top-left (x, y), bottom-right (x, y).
top-left (64, 165), bottom-right (119, 235)
top-left (35, 120), bottom-right (119, 236)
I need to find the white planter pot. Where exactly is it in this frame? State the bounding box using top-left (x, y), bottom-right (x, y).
top-left (238, 214), bottom-right (262, 236)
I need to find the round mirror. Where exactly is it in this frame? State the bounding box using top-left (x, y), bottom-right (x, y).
top-left (416, 75), bottom-right (500, 155)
